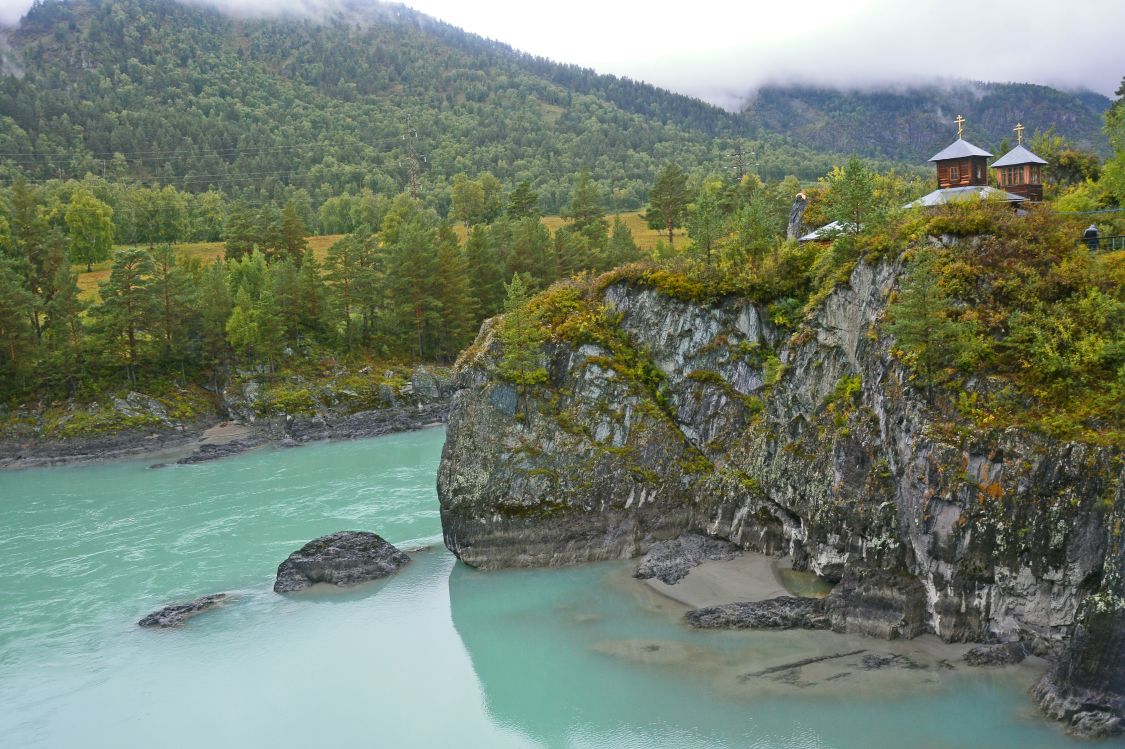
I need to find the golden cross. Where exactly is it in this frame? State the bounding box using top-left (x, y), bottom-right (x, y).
top-left (955, 115), bottom-right (965, 139)
top-left (1013, 122), bottom-right (1025, 146)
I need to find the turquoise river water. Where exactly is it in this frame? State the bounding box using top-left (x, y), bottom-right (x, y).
top-left (1, 427), bottom-right (1121, 748)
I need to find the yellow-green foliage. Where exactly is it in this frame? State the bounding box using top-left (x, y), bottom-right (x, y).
top-left (598, 243), bottom-right (816, 308)
top-left (830, 375), bottom-right (863, 404)
top-left (530, 277), bottom-right (669, 408)
top-left (888, 205), bottom-right (1125, 446)
top-left (257, 385), bottom-right (316, 416)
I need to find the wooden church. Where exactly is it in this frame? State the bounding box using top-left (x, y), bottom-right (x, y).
top-left (930, 115), bottom-right (991, 188)
top-left (990, 123), bottom-right (1047, 201)
top-left (903, 116), bottom-right (1031, 208)
top-left (799, 116), bottom-right (1046, 240)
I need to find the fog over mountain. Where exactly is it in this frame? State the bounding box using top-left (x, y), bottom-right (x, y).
top-left (2, 0), bottom-right (1122, 108)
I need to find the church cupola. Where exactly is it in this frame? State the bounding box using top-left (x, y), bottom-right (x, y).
top-left (990, 123), bottom-right (1047, 202)
top-left (929, 115), bottom-right (992, 189)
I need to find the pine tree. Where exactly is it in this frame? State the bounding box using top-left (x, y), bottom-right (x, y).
top-left (498, 273), bottom-right (547, 386)
top-left (325, 233), bottom-right (362, 346)
top-left (606, 216), bottom-right (642, 269)
top-left (254, 287), bottom-right (286, 368)
top-left (822, 157), bottom-right (880, 246)
top-left (196, 259), bottom-right (232, 374)
top-left (266, 260), bottom-right (302, 342)
top-left (280, 201), bottom-right (310, 265)
top-left (506, 179), bottom-right (540, 220)
top-left (434, 222), bottom-right (479, 361)
top-left (43, 260), bottom-right (86, 386)
top-left (297, 249), bottom-right (327, 339)
top-left (94, 248), bottom-right (155, 367)
top-left (464, 224), bottom-right (505, 322)
top-left (646, 164), bottom-right (691, 247)
top-left (223, 200), bottom-right (257, 261)
top-left (8, 177), bottom-right (51, 338)
top-left (563, 171), bottom-right (608, 250)
top-left (0, 259), bottom-right (37, 381)
top-left (885, 250), bottom-right (980, 392)
top-left (382, 201), bottom-right (442, 359)
top-left (687, 179), bottom-right (727, 265)
top-left (508, 216), bottom-right (556, 287)
top-left (149, 245), bottom-right (198, 363)
top-left (255, 205), bottom-right (284, 262)
top-left (555, 230), bottom-right (591, 279)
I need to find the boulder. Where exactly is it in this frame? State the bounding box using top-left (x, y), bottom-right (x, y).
top-left (138, 593), bottom-right (229, 628)
top-left (274, 531), bottom-right (410, 593)
top-left (634, 533), bottom-right (739, 584)
top-left (686, 596), bottom-right (830, 630)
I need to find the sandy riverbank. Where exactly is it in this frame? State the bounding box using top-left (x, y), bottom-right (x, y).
top-left (600, 552), bottom-right (1050, 701)
top-left (641, 552), bottom-right (794, 608)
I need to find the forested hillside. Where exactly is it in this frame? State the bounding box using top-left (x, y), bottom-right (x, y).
top-left (0, 0), bottom-right (878, 214)
top-left (744, 82), bottom-right (1111, 161)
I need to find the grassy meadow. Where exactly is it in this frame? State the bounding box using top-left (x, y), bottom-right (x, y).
top-left (76, 211), bottom-right (686, 301)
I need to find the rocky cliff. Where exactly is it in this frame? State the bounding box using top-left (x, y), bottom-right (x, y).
top-left (437, 259), bottom-right (1124, 736)
top-left (1, 365), bottom-right (452, 468)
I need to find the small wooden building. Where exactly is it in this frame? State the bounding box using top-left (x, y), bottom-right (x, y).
top-left (929, 138), bottom-right (992, 189)
top-left (991, 145), bottom-right (1047, 202)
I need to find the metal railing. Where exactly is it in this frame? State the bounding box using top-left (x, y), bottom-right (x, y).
top-left (1082, 235), bottom-right (1125, 251)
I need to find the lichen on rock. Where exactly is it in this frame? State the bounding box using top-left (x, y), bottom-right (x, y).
top-left (436, 254), bottom-right (1124, 732)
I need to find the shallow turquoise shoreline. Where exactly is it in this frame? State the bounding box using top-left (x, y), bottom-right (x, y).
top-left (0, 429), bottom-right (1118, 748)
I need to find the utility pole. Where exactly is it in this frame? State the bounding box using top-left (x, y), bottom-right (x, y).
top-left (732, 142), bottom-right (746, 184)
top-left (401, 118), bottom-right (421, 198)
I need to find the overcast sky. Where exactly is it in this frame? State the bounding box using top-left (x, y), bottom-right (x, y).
top-left (2, 0), bottom-right (1123, 108)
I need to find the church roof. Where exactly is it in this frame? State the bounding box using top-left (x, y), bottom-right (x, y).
top-left (991, 144), bottom-right (1048, 168)
top-left (929, 138), bottom-right (993, 162)
top-left (903, 185), bottom-right (1025, 208)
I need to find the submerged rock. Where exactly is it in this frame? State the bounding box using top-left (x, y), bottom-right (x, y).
top-left (176, 439), bottom-right (259, 464)
top-left (138, 593), bottom-right (229, 628)
top-left (963, 642), bottom-right (1026, 666)
top-left (686, 596), bottom-right (829, 630)
top-left (273, 531), bottom-right (410, 593)
top-left (634, 533), bottom-right (739, 584)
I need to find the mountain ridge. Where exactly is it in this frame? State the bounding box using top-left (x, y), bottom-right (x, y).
top-left (741, 81), bottom-right (1111, 161)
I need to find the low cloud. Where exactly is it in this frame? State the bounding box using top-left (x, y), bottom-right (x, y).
top-left (3, 0), bottom-right (1122, 103)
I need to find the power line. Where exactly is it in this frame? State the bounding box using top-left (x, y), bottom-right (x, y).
top-left (0, 133), bottom-right (410, 160)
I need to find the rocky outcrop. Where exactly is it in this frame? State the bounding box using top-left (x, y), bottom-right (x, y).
top-left (273, 531), bottom-right (410, 593)
top-left (1, 366), bottom-right (453, 469)
top-left (1031, 482), bottom-right (1125, 738)
top-left (786, 192), bottom-right (808, 240)
top-left (138, 593), bottom-right (230, 627)
top-left (963, 642), bottom-right (1027, 666)
top-left (634, 533), bottom-right (739, 584)
top-left (685, 567), bottom-right (928, 639)
top-left (687, 597), bottom-right (829, 630)
top-left (437, 254), bottom-right (1124, 732)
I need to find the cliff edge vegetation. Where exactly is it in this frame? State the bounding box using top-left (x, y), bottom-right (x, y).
top-left (438, 197), bottom-right (1124, 736)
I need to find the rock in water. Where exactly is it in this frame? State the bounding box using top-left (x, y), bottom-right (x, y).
top-left (138, 593), bottom-right (229, 628)
top-left (686, 597), bottom-right (830, 630)
top-left (634, 533), bottom-right (739, 584)
top-left (273, 531), bottom-right (410, 593)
